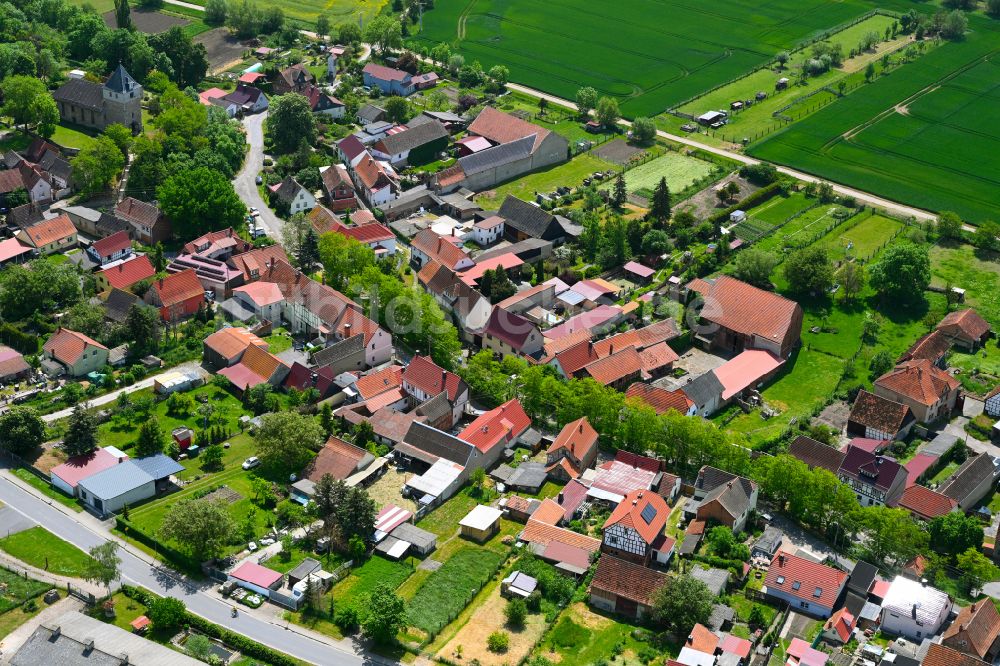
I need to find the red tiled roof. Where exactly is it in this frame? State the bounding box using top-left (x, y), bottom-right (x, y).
top-left (412, 229), bottom-right (469, 269)
top-left (403, 355), bottom-right (465, 402)
top-left (875, 359), bottom-right (959, 407)
top-left (22, 214), bottom-right (75, 248)
top-left (637, 341), bottom-right (679, 376)
top-left (548, 417), bottom-right (598, 461)
top-left (468, 106), bottom-right (551, 154)
top-left (521, 518), bottom-right (601, 553)
top-left (339, 222), bottom-right (394, 244)
top-left (305, 436), bottom-right (369, 482)
top-left (714, 349), bottom-right (784, 401)
top-left (0, 346), bottom-right (29, 379)
top-left (43, 327), bottom-right (108, 365)
top-left (720, 634), bottom-right (752, 659)
top-left (458, 398), bottom-right (531, 453)
top-left (924, 642), bottom-right (990, 666)
top-left (91, 230), bottom-right (131, 258)
top-left (938, 308), bottom-right (991, 342)
top-left (603, 489), bottom-right (668, 545)
top-left (531, 498), bottom-right (565, 526)
top-left (900, 330), bottom-right (952, 363)
top-left (363, 62), bottom-right (409, 82)
top-left (203, 327), bottom-right (267, 361)
top-left (233, 281), bottom-right (284, 306)
top-left (905, 452), bottom-right (938, 486)
top-left (354, 152), bottom-right (395, 192)
top-left (943, 599), bottom-right (1000, 660)
top-left (625, 382), bottom-right (693, 415)
top-left (824, 607), bottom-right (855, 643)
top-left (354, 365), bottom-right (404, 401)
top-left (582, 346), bottom-right (642, 386)
top-left (229, 245), bottom-right (289, 282)
top-left (898, 484), bottom-right (956, 520)
top-left (685, 623), bottom-right (719, 654)
top-left (555, 339), bottom-right (599, 376)
top-left (764, 550), bottom-right (847, 610)
top-left (150, 269), bottom-right (204, 308)
top-left (484, 307), bottom-right (538, 352)
top-left (849, 389), bottom-right (912, 434)
top-left (98, 255), bottom-right (155, 291)
top-left (699, 275), bottom-right (801, 349)
top-left (236, 343), bottom-right (287, 382)
top-left (589, 555), bottom-right (667, 607)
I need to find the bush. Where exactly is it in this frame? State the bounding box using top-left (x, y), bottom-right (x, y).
top-left (487, 631), bottom-right (509, 653)
top-left (334, 604), bottom-right (360, 632)
top-left (505, 598), bottom-right (527, 627)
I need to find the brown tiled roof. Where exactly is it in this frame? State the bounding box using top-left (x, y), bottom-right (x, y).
top-left (555, 339), bottom-right (599, 376)
top-left (943, 599), bottom-right (1000, 659)
top-left (411, 229), bottom-right (469, 269)
top-left (468, 106), bottom-right (550, 154)
top-left (304, 436), bottom-right (371, 482)
top-left (898, 484), bottom-right (957, 520)
top-left (938, 309), bottom-right (991, 342)
top-left (589, 555), bottom-right (667, 607)
top-left (765, 550), bottom-right (847, 610)
top-left (531, 498), bottom-right (565, 526)
top-left (115, 197), bottom-right (164, 229)
top-left (22, 214), bottom-right (75, 248)
top-left (98, 255), bottom-right (155, 291)
top-left (238, 342), bottom-right (287, 382)
top-left (204, 327), bottom-right (267, 361)
top-left (150, 269), bottom-right (204, 308)
top-left (875, 359), bottom-right (959, 407)
top-left (229, 245), bottom-right (289, 282)
top-left (923, 642), bottom-right (990, 666)
top-left (43, 327), bottom-right (107, 365)
top-left (321, 164), bottom-right (354, 193)
top-left (849, 389), bottom-right (913, 434)
top-left (699, 275), bottom-right (802, 349)
top-left (403, 355), bottom-right (466, 402)
top-left (900, 330), bottom-right (952, 364)
top-left (582, 346), bottom-right (642, 386)
top-left (355, 365), bottom-right (404, 401)
top-left (625, 382), bottom-right (694, 415)
top-left (603, 489), bottom-right (668, 545)
top-left (542, 328), bottom-right (592, 360)
top-left (520, 518), bottom-right (600, 552)
top-left (484, 307), bottom-right (538, 351)
top-left (788, 435), bottom-right (846, 474)
top-left (548, 417), bottom-right (598, 461)
top-left (354, 152), bottom-right (394, 191)
top-left (685, 623), bottom-right (720, 655)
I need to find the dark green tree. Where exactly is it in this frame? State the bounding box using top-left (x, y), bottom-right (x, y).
top-left (114, 0), bottom-right (132, 31)
top-left (612, 172), bottom-right (627, 208)
top-left (148, 597), bottom-right (187, 632)
top-left (652, 575), bottom-right (713, 637)
top-left (783, 246), bottom-right (834, 295)
top-left (928, 512), bottom-right (984, 559)
top-left (265, 95), bottom-right (317, 154)
top-left (298, 227), bottom-right (320, 269)
top-left (157, 167), bottom-right (245, 238)
top-left (135, 417), bottom-right (166, 457)
top-left (63, 404), bottom-right (97, 457)
top-left (868, 243), bottom-right (930, 304)
top-left (649, 176), bottom-right (671, 221)
top-left (0, 406), bottom-right (45, 456)
top-left (363, 583), bottom-right (406, 643)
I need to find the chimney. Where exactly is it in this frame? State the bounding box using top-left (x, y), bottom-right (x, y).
top-left (778, 553), bottom-right (785, 566)
top-left (345, 323), bottom-right (352, 334)
top-left (609, 343), bottom-right (614, 355)
top-left (120, 654), bottom-right (130, 666)
top-left (84, 638), bottom-right (95, 654)
top-left (51, 625), bottom-right (61, 638)
top-left (579, 422), bottom-right (584, 433)
top-left (911, 604), bottom-right (918, 619)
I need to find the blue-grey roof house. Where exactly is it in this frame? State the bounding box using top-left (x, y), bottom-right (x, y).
top-left (77, 454), bottom-right (183, 516)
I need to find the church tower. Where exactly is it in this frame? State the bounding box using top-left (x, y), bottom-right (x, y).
top-left (102, 64), bottom-right (143, 134)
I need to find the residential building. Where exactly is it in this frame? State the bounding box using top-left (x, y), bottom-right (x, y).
top-left (848, 389), bottom-right (916, 440)
top-left (319, 164), bottom-right (358, 212)
top-left (602, 489), bottom-right (674, 566)
top-left (85, 230), bottom-right (132, 266)
top-left (370, 120), bottom-right (449, 166)
top-left (323, 218), bottom-right (397, 256)
top-left (937, 308), bottom-right (991, 351)
top-left (0, 161), bottom-right (52, 203)
top-left (942, 599), bottom-right (1000, 662)
top-left (357, 103), bottom-right (386, 125)
top-left (690, 466), bottom-right (758, 533)
top-left (301, 436), bottom-right (376, 486)
top-left (50, 446), bottom-right (128, 497)
top-left (41, 328), bottom-right (108, 377)
top-left (546, 417), bottom-right (599, 482)
top-left (497, 195), bottom-right (569, 244)
top-left (837, 445), bottom-right (908, 507)
top-left (273, 63), bottom-right (314, 94)
top-left (681, 371), bottom-right (726, 417)
top-left (410, 228), bottom-right (473, 271)
top-left (300, 84), bottom-right (344, 117)
top-left (78, 455), bottom-right (182, 515)
top-left (899, 330), bottom-right (952, 367)
top-left (923, 643), bottom-right (989, 666)
top-left (363, 63), bottom-right (419, 96)
top-left (230, 282), bottom-right (284, 323)
top-left (457, 398), bottom-right (531, 468)
top-left (788, 435), bottom-right (846, 474)
top-left (144, 269), bottom-right (205, 322)
top-left (763, 550), bottom-right (848, 618)
top-left (0, 345), bottom-right (30, 383)
top-left (483, 306), bottom-right (544, 358)
top-left (402, 355), bottom-right (469, 427)
top-left (940, 454), bottom-right (1000, 510)
top-left (351, 151), bottom-right (399, 207)
top-left (95, 254), bottom-right (155, 293)
top-left (416, 261), bottom-right (492, 341)
top-left (15, 213), bottom-right (76, 255)
top-left (874, 359), bottom-right (960, 423)
top-left (52, 64), bottom-right (142, 133)
top-left (183, 228), bottom-right (252, 261)
top-left (270, 176), bottom-right (316, 215)
top-left (217, 343), bottom-right (290, 392)
top-left (880, 575), bottom-right (953, 640)
top-left (115, 197), bottom-right (170, 245)
top-left (202, 326), bottom-right (268, 368)
top-left (898, 484), bottom-right (957, 521)
top-left (589, 555), bottom-right (667, 620)
top-left (473, 215), bottom-right (505, 246)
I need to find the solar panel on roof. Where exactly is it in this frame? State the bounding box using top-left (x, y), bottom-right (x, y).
top-left (640, 503), bottom-right (657, 525)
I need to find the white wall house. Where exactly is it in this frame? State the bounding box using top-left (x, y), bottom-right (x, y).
top-left (880, 576), bottom-right (952, 640)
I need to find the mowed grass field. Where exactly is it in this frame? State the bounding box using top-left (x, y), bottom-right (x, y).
top-left (749, 21), bottom-right (1000, 222)
top-left (413, 0), bottom-right (908, 117)
top-left (623, 151), bottom-right (716, 195)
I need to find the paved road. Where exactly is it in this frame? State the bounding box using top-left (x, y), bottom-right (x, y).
top-left (0, 469), bottom-right (388, 666)
top-left (233, 111), bottom-right (284, 240)
top-left (41, 362), bottom-right (207, 423)
top-left (504, 82), bottom-right (937, 223)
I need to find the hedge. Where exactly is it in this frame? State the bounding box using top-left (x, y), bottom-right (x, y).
top-left (115, 516), bottom-right (201, 574)
top-left (121, 585), bottom-right (299, 666)
top-left (706, 181), bottom-right (784, 228)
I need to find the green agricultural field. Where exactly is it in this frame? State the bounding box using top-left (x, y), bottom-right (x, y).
top-left (749, 22), bottom-right (1000, 222)
top-left (623, 151), bottom-right (716, 196)
top-left (175, 0), bottom-right (386, 28)
top-left (413, 0), bottom-right (916, 118)
top-left (0, 527), bottom-right (97, 578)
top-left (751, 203), bottom-right (848, 254)
top-left (813, 214), bottom-right (903, 261)
top-left (473, 152), bottom-right (613, 208)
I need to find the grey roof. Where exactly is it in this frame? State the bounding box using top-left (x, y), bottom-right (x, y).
top-left (357, 103), bottom-right (386, 123)
top-left (389, 521), bottom-right (437, 549)
top-left (707, 603), bottom-right (735, 631)
top-left (506, 462), bottom-right (548, 492)
top-left (922, 431), bottom-right (959, 458)
top-left (376, 120), bottom-right (447, 154)
top-left (475, 238), bottom-right (552, 264)
top-left (219, 296), bottom-right (257, 322)
top-left (130, 453), bottom-right (184, 480)
top-left (10, 610), bottom-right (200, 666)
top-left (38, 150), bottom-right (72, 182)
top-left (458, 135), bottom-right (535, 177)
top-left (702, 477), bottom-right (752, 522)
top-left (519, 428), bottom-right (542, 449)
top-left (312, 334), bottom-right (365, 368)
top-left (415, 391), bottom-right (451, 423)
top-left (52, 79), bottom-right (104, 111)
top-left (679, 532), bottom-right (701, 555)
top-left (423, 110), bottom-right (466, 124)
top-left (399, 422), bottom-right (474, 466)
top-left (287, 557), bottom-right (321, 581)
top-left (497, 195), bottom-right (565, 240)
top-left (77, 460), bottom-right (154, 500)
top-left (752, 526), bottom-right (783, 556)
top-left (689, 566), bottom-right (730, 597)
top-left (108, 344), bottom-right (128, 365)
top-left (491, 464), bottom-right (515, 483)
top-left (6, 202), bottom-right (46, 229)
top-left (940, 453), bottom-right (999, 503)
top-left (696, 465), bottom-right (755, 497)
top-left (104, 289), bottom-right (141, 323)
top-left (272, 176), bottom-right (306, 204)
top-left (105, 64), bottom-right (139, 94)
top-left (681, 371), bottom-right (725, 408)
top-left (848, 560), bottom-right (878, 596)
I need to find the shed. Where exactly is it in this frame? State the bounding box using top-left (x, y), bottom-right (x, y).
top-left (504, 462), bottom-right (549, 494)
top-left (154, 369), bottom-right (202, 394)
top-left (387, 522), bottom-right (437, 556)
top-left (287, 557), bottom-right (321, 588)
top-left (729, 210), bottom-right (747, 224)
top-left (689, 566), bottom-right (730, 597)
top-left (623, 261), bottom-right (655, 282)
top-left (172, 427), bottom-right (194, 450)
top-left (228, 561), bottom-right (283, 597)
top-left (460, 504), bottom-right (504, 542)
top-left (501, 571), bottom-right (538, 598)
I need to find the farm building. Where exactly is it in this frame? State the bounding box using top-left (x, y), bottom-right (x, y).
top-left (589, 555), bottom-right (667, 620)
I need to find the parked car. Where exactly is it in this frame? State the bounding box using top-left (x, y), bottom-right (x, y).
top-left (242, 456), bottom-right (260, 470)
top-left (248, 541), bottom-right (258, 552)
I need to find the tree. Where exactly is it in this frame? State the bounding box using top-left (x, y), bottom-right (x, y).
top-left (0, 406), bottom-right (45, 456)
top-left (596, 96), bottom-right (620, 128)
top-left (318, 232), bottom-right (376, 291)
top-left (865, 61), bottom-right (876, 82)
top-left (936, 211), bottom-right (964, 240)
top-left (649, 177), bottom-right (671, 222)
top-left (114, 0), bottom-right (132, 30)
top-left (856, 506), bottom-right (928, 566)
top-left (733, 248), bottom-right (779, 288)
top-left (957, 547), bottom-right (999, 592)
top-left (103, 124), bottom-right (133, 159)
top-left (298, 227), bottom-right (320, 269)
top-left (63, 404), bottom-right (97, 457)
top-left (250, 475), bottom-right (276, 507)
top-left (631, 117), bottom-right (656, 144)
top-left (576, 86), bottom-right (598, 116)
top-left (364, 15), bottom-right (402, 54)
top-left (158, 167), bottom-right (244, 238)
top-left (989, 0), bottom-right (1000, 17)
top-left (315, 14), bottom-right (330, 38)
top-left (868, 243), bottom-right (930, 304)
top-left (776, 51), bottom-right (790, 68)
top-left (204, 0), bottom-right (227, 24)
top-left (135, 417), bottom-right (166, 457)
top-left (85, 541), bottom-right (121, 595)
top-left (73, 136), bottom-right (125, 196)
top-left (868, 349), bottom-right (894, 380)
top-left (783, 246), bottom-right (833, 294)
top-left (383, 95), bottom-right (410, 123)
top-left (612, 172), bottom-right (627, 208)
top-left (836, 261), bottom-right (865, 301)
top-left (244, 383), bottom-right (280, 415)
top-left (488, 64), bottom-right (509, 91)
top-left (185, 635), bottom-right (212, 661)
top-left (652, 575), bottom-right (713, 637)
top-left (149, 27), bottom-right (209, 89)
top-left (265, 94), bottom-right (317, 154)
top-left (253, 412), bottom-right (323, 473)
top-left (158, 497), bottom-right (234, 560)
top-left (148, 597), bottom-right (187, 632)
top-left (972, 221), bottom-right (1000, 252)
top-left (201, 444), bottom-right (224, 471)
top-left (0, 76), bottom-right (58, 136)
top-left (122, 303), bottom-right (161, 357)
top-left (641, 229), bottom-right (672, 257)
top-left (940, 10), bottom-right (968, 40)
top-left (739, 163), bottom-right (778, 186)
top-left (928, 512), bottom-right (984, 559)
top-left (363, 583), bottom-right (406, 643)
top-left (353, 420), bottom-right (375, 451)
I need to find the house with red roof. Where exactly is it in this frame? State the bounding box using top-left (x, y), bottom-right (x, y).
top-left (874, 359), bottom-right (960, 423)
top-left (582, 347), bottom-right (642, 390)
top-left (217, 343), bottom-right (289, 393)
top-left (95, 254), bottom-right (155, 293)
top-left (898, 483), bottom-right (957, 521)
top-left (589, 555), bottom-right (667, 620)
top-left (144, 269), bottom-right (205, 322)
top-left (821, 607), bottom-right (857, 645)
top-left (50, 446), bottom-right (128, 497)
top-left (694, 275), bottom-right (803, 359)
top-left (351, 151), bottom-right (399, 207)
top-left (301, 436), bottom-right (376, 486)
top-left (942, 598), bottom-right (1000, 662)
top-left (182, 228), bottom-right (252, 260)
top-left (837, 444), bottom-right (908, 507)
top-left (0, 345), bottom-right (29, 383)
top-left (42, 328), bottom-right (109, 377)
top-left (899, 329), bottom-right (952, 368)
top-left (602, 489), bottom-right (674, 566)
top-left (326, 219), bottom-right (397, 256)
top-left (457, 399), bottom-right (531, 468)
top-left (202, 327), bottom-right (268, 369)
top-left (712, 349), bottom-right (785, 403)
top-left (319, 164), bottom-right (358, 212)
top-left (763, 550), bottom-right (848, 618)
top-left (937, 308), bottom-right (991, 351)
top-left (402, 355), bottom-right (469, 427)
top-left (0, 237), bottom-right (33, 267)
top-left (231, 281), bottom-right (284, 323)
top-left (16, 213), bottom-right (76, 255)
top-left (410, 228), bottom-right (473, 271)
top-left (626, 382), bottom-right (696, 416)
top-left (483, 306), bottom-right (544, 358)
top-left (546, 417), bottom-right (598, 482)
top-left (228, 561), bottom-right (283, 597)
top-left (362, 62), bottom-right (420, 96)
top-left (86, 230), bottom-right (132, 266)
top-left (847, 389), bottom-right (916, 441)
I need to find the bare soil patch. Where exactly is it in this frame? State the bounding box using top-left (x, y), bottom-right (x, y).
top-left (103, 8), bottom-right (189, 33)
top-left (31, 445), bottom-right (68, 475)
top-left (436, 585), bottom-right (548, 666)
top-left (593, 138), bottom-right (646, 166)
top-left (196, 28), bottom-right (248, 71)
top-left (675, 173), bottom-right (757, 220)
top-left (367, 468), bottom-right (418, 514)
top-left (202, 486), bottom-right (242, 505)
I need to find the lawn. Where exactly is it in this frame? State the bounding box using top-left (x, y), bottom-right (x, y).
top-left (622, 151), bottom-right (717, 196)
top-left (812, 213), bottom-right (904, 262)
top-left (753, 204), bottom-right (854, 254)
top-left (415, 490), bottom-right (480, 538)
top-left (749, 21), bottom-right (1000, 223)
top-left (473, 152), bottom-right (614, 209)
top-left (405, 547), bottom-right (505, 636)
top-left (12, 468), bottom-right (82, 512)
top-left (263, 327), bottom-right (293, 355)
top-left (330, 556), bottom-right (415, 608)
top-left (0, 566), bottom-right (52, 615)
top-left (534, 602), bottom-right (659, 665)
top-left (411, 0), bottom-right (917, 117)
top-left (930, 243), bottom-right (1000, 326)
top-left (49, 123), bottom-right (98, 151)
top-left (0, 527), bottom-right (97, 578)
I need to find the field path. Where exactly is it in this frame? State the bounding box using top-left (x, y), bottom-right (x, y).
top-left (502, 81), bottom-right (935, 221)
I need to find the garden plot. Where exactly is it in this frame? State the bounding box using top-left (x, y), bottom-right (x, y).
top-left (436, 584), bottom-right (548, 666)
